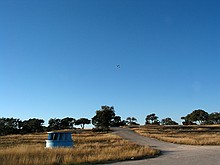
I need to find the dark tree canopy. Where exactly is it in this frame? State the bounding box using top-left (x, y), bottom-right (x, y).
top-left (208, 112), bottom-right (220, 124)
top-left (181, 115), bottom-right (195, 125)
top-left (126, 117), bottom-right (138, 125)
top-left (48, 117), bottom-right (75, 131)
top-left (60, 117), bottom-right (75, 129)
top-left (92, 105), bottom-right (115, 131)
top-left (21, 118), bottom-right (45, 134)
top-left (111, 116), bottom-right (127, 127)
top-left (48, 118), bottom-right (61, 130)
top-left (145, 113), bottom-right (160, 125)
top-left (161, 117), bottom-right (178, 125)
top-left (0, 118), bottom-right (22, 135)
top-left (75, 118), bottom-right (91, 129)
top-left (181, 109), bottom-right (209, 125)
top-left (190, 109), bottom-right (209, 124)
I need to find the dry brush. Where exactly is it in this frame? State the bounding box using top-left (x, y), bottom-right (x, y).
top-left (0, 130), bottom-right (159, 165)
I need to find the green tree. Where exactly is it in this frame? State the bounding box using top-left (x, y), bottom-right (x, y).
top-left (92, 105), bottom-right (115, 131)
top-left (161, 117), bottom-right (178, 125)
top-left (60, 117), bottom-right (75, 129)
top-left (181, 109), bottom-right (210, 125)
top-left (181, 115), bottom-right (195, 125)
top-left (75, 118), bottom-right (91, 129)
top-left (126, 117), bottom-right (138, 125)
top-left (190, 109), bottom-right (209, 124)
top-left (182, 109), bottom-right (209, 125)
top-left (145, 113), bottom-right (160, 125)
top-left (48, 118), bottom-right (61, 130)
top-left (208, 112), bottom-right (220, 124)
top-left (126, 117), bottom-right (132, 124)
top-left (0, 118), bottom-right (21, 135)
top-left (21, 118), bottom-right (44, 133)
top-left (111, 116), bottom-right (126, 127)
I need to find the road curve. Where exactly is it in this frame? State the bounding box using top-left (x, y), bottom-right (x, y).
top-left (110, 127), bottom-right (220, 165)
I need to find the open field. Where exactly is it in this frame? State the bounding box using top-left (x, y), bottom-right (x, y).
top-left (0, 130), bottom-right (159, 165)
top-left (133, 125), bottom-right (220, 145)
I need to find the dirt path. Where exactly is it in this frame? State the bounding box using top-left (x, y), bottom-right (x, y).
top-left (110, 127), bottom-right (220, 165)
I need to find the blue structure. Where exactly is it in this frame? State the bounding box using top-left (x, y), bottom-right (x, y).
top-left (45, 132), bottom-right (74, 148)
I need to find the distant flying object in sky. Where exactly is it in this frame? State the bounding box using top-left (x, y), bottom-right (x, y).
top-left (116, 64), bottom-right (120, 68)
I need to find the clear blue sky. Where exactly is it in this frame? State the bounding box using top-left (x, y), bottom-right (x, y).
top-left (1, 0), bottom-right (220, 126)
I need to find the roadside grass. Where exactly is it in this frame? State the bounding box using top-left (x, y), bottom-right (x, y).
top-left (0, 130), bottom-right (159, 165)
top-left (133, 125), bottom-right (220, 145)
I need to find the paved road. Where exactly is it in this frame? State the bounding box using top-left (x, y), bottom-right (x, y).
top-left (109, 127), bottom-right (220, 165)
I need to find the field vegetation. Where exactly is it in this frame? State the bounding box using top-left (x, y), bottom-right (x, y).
top-left (133, 125), bottom-right (220, 145)
top-left (0, 130), bottom-right (159, 165)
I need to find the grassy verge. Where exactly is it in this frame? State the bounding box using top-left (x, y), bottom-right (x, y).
top-left (133, 125), bottom-right (220, 145)
top-left (0, 130), bottom-right (159, 165)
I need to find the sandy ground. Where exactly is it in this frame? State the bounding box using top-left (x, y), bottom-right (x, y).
top-left (109, 127), bottom-right (220, 165)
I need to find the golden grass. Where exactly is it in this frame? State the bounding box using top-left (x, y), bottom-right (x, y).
top-left (0, 131), bottom-right (159, 165)
top-left (133, 125), bottom-right (220, 145)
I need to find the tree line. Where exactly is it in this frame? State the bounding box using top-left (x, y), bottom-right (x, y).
top-left (144, 109), bottom-right (220, 125)
top-left (1, 106), bottom-right (220, 135)
top-left (0, 117), bottom-right (91, 136)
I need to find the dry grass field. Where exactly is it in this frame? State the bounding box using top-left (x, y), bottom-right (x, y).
top-left (133, 125), bottom-right (220, 145)
top-left (0, 130), bottom-right (159, 165)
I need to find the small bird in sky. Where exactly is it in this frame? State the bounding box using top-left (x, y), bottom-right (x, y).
top-left (116, 64), bottom-right (120, 68)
